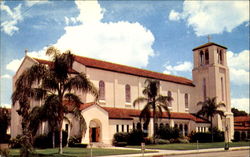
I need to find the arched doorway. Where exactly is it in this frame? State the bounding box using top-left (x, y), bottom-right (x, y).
top-left (89, 119), bottom-right (101, 142)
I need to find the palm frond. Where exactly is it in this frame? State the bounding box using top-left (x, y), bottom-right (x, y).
top-left (46, 46), bottom-right (60, 57)
top-left (41, 72), bottom-right (59, 91)
top-left (31, 88), bottom-right (49, 101)
top-left (70, 108), bottom-right (87, 136)
top-left (143, 79), bottom-right (160, 98)
top-left (139, 103), bottom-right (151, 127)
top-left (64, 93), bottom-right (83, 108)
top-left (65, 73), bottom-right (98, 101)
top-left (133, 97), bottom-right (148, 106)
top-left (28, 106), bottom-right (45, 136)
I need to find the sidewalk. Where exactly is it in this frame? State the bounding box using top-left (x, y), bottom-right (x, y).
top-left (98, 146), bottom-right (249, 157)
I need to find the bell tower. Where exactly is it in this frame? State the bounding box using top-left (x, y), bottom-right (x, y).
top-left (192, 42), bottom-right (234, 140)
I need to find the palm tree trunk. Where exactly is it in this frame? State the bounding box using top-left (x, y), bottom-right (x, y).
top-left (211, 117), bottom-right (214, 142)
top-left (59, 121), bottom-right (63, 154)
top-left (52, 131), bottom-right (55, 148)
top-left (153, 100), bottom-right (156, 144)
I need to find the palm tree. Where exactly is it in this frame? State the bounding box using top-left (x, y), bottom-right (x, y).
top-left (12, 47), bottom-right (98, 154)
top-left (0, 107), bottom-right (11, 142)
top-left (133, 79), bottom-right (172, 142)
top-left (197, 97), bottom-right (225, 142)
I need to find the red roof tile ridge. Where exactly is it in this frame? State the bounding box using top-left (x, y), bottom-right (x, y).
top-left (74, 55), bottom-right (194, 86)
top-left (32, 55), bottom-right (194, 86)
top-left (192, 42), bottom-right (227, 51)
top-left (33, 58), bottom-right (52, 63)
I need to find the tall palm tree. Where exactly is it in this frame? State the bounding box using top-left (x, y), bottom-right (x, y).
top-left (12, 47), bottom-right (98, 154)
top-left (197, 97), bottom-right (225, 142)
top-left (133, 79), bottom-right (172, 142)
top-left (0, 107), bottom-right (11, 142)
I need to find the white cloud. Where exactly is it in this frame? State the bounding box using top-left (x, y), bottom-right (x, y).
top-left (6, 46), bottom-right (52, 72)
top-left (169, 1), bottom-right (249, 36)
top-left (0, 2), bottom-right (23, 36)
top-left (163, 61), bottom-right (192, 75)
top-left (25, 0), bottom-right (50, 7)
top-left (55, 0), bottom-right (155, 68)
top-left (231, 98), bottom-right (250, 113)
top-left (227, 50), bottom-right (249, 85)
top-left (0, 104), bottom-right (11, 108)
top-left (64, 17), bottom-right (78, 25)
top-left (169, 10), bottom-right (180, 21)
top-left (75, 0), bottom-right (104, 24)
top-left (6, 58), bottom-right (24, 72)
top-left (6, 0), bottom-right (155, 69)
top-left (0, 74), bottom-right (11, 79)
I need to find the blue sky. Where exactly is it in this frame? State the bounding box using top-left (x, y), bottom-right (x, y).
top-left (0, 0), bottom-right (249, 112)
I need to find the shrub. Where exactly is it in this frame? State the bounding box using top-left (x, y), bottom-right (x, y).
top-left (241, 132), bottom-right (246, 141)
top-left (113, 132), bottom-right (129, 143)
top-left (156, 125), bottom-right (181, 140)
top-left (114, 142), bottom-right (127, 147)
top-left (33, 130), bottom-right (68, 148)
top-left (233, 131), bottom-right (240, 142)
top-left (189, 128), bottom-right (224, 143)
top-left (9, 135), bottom-right (22, 148)
top-left (69, 143), bottom-right (87, 148)
top-left (213, 128), bottom-right (224, 142)
top-left (34, 134), bottom-right (48, 149)
top-left (0, 134), bottom-right (10, 144)
top-left (68, 136), bottom-right (82, 147)
top-left (190, 132), bottom-right (211, 143)
top-left (127, 129), bottom-right (145, 145)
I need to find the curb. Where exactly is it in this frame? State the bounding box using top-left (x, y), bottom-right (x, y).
top-left (98, 146), bottom-right (249, 157)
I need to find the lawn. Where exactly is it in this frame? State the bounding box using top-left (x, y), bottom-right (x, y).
top-left (127, 141), bottom-right (250, 150)
top-left (9, 147), bottom-right (157, 157)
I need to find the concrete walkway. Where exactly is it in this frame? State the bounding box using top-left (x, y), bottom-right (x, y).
top-left (98, 146), bottom-right (250, 157)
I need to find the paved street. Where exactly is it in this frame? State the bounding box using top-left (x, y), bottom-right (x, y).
top-left (155, 150), bottom-right (250, 157)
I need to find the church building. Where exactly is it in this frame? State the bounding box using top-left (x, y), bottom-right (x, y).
top-left (11, 42), bottom-right (234, 145)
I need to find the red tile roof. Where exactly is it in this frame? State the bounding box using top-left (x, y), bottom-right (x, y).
top-left (74, 55), bottom-right (194, 86)
top-left (77, 103), bottom-right (208, 123)
top-left (33, 58), bottom-right (78, 74)
top-left (234, 116), bottom-right (250, 123)
top-left (234, 126), bottom-right (250, 131)
top-left (192, 42), bottom-right (227, 51)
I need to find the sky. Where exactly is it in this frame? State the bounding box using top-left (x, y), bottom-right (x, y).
top-left (0, 0), bottom-right (249, 113)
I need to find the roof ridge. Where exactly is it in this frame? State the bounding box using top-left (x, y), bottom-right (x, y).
top-left (74, 55), bottom-right (189, 80)
top-left (74, 55), bottom-right (194, 86)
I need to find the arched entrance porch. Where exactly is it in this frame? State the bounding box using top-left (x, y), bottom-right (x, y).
top-left (89, 119), bottom-right (102, 142)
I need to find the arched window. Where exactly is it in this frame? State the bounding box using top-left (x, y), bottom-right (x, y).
top-left (221, 77), bottom-right (224, 101)
top-left (166, 123), bottom-right (170, 128)
top-left (99, 80), bottom-right (105, 100)
top-left (218, 50), bottom-right (223, 64)
top-left (205, 50), bottom-right (209, 64)
top-left (203, 78), bottom-right (207, 100)
top-left (200, 51), bottom-right (204, 65)
top-left (185, 93), bottom-right (189, 108)
top-left (125, 84), bottom-right (131, 103)
top-left (168, 91), bottom-right (172, 107)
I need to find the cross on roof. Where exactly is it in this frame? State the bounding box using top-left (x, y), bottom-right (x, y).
top-left (207, 35), bottom-right (211, 42)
